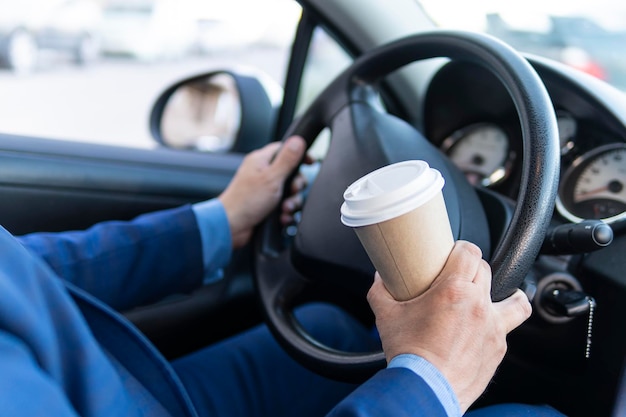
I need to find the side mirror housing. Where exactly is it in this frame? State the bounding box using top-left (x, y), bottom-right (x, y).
top-left (149, 69), bottom-right (282, 152)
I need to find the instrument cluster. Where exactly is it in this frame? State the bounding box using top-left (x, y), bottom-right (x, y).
top-left (441, 110), bottom-right (626, 225)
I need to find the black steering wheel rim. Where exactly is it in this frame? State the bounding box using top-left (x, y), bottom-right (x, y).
top-left (254, 30), bottom-right (560, 382)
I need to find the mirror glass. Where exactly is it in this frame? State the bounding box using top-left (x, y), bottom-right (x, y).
top-left (160, 73), bottom-right (241, 152)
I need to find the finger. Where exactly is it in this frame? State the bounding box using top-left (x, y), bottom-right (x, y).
top-left (473, 259), bottom-right (492, 294)
top-left (270, 136), bottom-right (306, 177)
top-left (366, 272), bottom-right (396, 307)
top-left (256, 141), bottom-right (283, 163)
top-left (280, 212), bottom-right (294, 225)
top-left (282, 193), bottom-right (303, 213)
top-left (493, 289), bottom-right (532, 333)
top-left (280, 196), bottom-right (302, 224)
top-left (437, 240), bottom-right (484, 285)
top-left (290, 173), bottom-right (307, 194)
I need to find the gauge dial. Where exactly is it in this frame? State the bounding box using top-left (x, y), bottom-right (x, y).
top-left (441, 123), bottom-right (512, 187)
top-left (557, 143), bottom-right (626, 224)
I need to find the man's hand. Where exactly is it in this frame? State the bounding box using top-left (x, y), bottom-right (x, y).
top-left (219, 135), bottom-right (307, 249)
top-left (367, 240), bottom-right (532, 414)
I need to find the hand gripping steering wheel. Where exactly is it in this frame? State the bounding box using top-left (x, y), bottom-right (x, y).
top-left (254, 30), bottom-right (560, 382)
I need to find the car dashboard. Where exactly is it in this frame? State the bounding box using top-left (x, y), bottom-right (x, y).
top-left (422, 57), bottom-right (626, 416)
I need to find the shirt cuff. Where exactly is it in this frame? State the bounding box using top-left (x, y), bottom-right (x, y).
top-left (388, 354), bottom-right (461, 417)
top-left (191, 199), bottom-right (232, 284)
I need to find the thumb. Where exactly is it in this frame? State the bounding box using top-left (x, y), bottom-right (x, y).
top-left (270, 136), bottom-right (306, 178)
top-left (493, 289), bottom-right (532, 334)
top-left (367, 272), bottom-right (396, 309)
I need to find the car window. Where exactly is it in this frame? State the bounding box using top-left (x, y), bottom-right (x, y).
top-left (419, 0), bottom-right (626, 92)
top-left (296, 28), bottom-right (352, 116)
top-left (0, 0), bottom-right (301, 149)
top-left (296, 27), bottom-right (352, 160)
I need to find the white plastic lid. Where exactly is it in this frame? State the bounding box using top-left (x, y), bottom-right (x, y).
top-left (340, 160), bottom-right (445, 227)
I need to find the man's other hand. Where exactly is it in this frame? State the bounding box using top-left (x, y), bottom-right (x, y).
top-left (219, 135), bottom-right (307, 249)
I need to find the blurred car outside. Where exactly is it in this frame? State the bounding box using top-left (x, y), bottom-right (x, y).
top-left (486, 13), bottom-right (626, 89)
top-left (97, 0), bottom-right (199, 62)
top-left (97, 0), bottom-right (301, 62)
top-left (193, 0), bottom-right (301, 53)
top-left (0, 0), bottom-right (102, 74)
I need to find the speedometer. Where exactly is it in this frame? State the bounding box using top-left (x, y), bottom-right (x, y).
top-left (441, 123), bottom-right (513, 187)
top-left (557, 143), bottom-right (626, 224)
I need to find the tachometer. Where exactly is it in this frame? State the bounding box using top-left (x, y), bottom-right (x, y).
top-left (557, 143), bottom-right (626, 224)
top-left (441, 123), bottom-right (513, 187)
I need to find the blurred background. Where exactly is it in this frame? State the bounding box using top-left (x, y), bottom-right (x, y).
top-left (1, 0), bottom-right (626, 148)
top-left (0, 0), bottom-right (302, 148)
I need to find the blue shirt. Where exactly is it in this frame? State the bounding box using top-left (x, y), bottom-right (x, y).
top-left (192, 199), bottom-right (461, 417)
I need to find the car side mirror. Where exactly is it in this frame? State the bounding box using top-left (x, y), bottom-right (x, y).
top-left (149, 69), bottom-right (282, 153)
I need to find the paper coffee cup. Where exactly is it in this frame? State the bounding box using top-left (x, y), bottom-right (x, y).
top-left (340, 160), bottom-right (454, 301)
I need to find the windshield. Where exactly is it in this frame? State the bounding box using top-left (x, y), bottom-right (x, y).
top-left (418, 0), bottom-right (626, 91)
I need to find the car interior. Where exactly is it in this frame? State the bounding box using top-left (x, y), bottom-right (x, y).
top-left (0, 0), bottom-right (624, 416)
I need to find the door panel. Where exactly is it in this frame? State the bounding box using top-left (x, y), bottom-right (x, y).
top-left (0, 134), bottom-right (243, 235)
top-left (0, 133), bottom-right (251, 358)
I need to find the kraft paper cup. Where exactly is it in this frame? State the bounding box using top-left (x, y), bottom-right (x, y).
top-left (340, 160), bottom-right (454, 301)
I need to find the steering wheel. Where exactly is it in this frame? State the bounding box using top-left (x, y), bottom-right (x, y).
top-left (254, 30), bottom-right (560, 382)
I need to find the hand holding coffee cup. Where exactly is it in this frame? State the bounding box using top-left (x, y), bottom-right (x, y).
top-left (340, 160), bottom-right (454, 301)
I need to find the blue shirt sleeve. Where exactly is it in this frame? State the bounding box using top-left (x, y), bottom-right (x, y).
top-left (16, 205), bottom-right (206, 310)
top-left (388, 354), bottom-right (461, 417)
top-left (191, 199), bottom-right (233, 284)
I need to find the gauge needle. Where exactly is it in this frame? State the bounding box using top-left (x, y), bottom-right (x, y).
top-left (578, 185), bottom-right (609, 197)
top-left (579, 180), bottom-right (623, 198)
